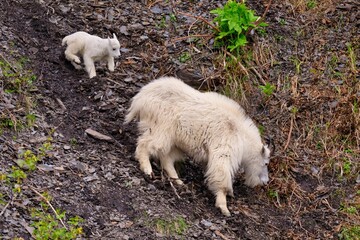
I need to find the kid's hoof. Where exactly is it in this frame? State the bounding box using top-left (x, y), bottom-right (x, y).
top-left (74, 57), bottom-right (81, 64)
top-left (73, 63), bottom-right (82, 70)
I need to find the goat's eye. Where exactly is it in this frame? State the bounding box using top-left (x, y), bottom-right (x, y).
top-left (113, 48), bottom-right (116, 51)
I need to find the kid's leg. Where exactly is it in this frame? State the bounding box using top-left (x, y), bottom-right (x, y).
top-left (83, 55), bottom-right (96, 78)
top-left (107, 57), bottom-right (115, 72)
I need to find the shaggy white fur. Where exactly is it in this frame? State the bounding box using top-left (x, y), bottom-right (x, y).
top-left (62, 31), bottom-right (120, 78)
top-left (125, 77), bottom-right (271, 216)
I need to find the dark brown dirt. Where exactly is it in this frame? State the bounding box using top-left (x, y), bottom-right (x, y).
top-left (0, 0), bottom-right (359, 239)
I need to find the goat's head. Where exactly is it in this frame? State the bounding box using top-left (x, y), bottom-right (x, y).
top-left (243, 144), bottom-right (271, 188)
top-left (107, 33), bottom-right (121, 58)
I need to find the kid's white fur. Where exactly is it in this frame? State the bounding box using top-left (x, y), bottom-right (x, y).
top-left (62, 31), bottom-right (120, 78)
top-left (125, 77), bottom-right (271, 216)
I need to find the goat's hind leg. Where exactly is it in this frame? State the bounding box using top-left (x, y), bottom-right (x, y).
top-left (135, 135), bottom-right (154, 177)
top-left (64, 45), bottom-right (82, 69)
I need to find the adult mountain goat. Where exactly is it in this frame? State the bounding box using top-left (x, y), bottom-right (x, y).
top-left (125, 77), bottom-right (271, 216)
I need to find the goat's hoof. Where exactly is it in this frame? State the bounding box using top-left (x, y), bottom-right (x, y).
top-left (221, 208), bottom-right (231, 217)
top-left (217, 205), bottom-right (231, 217)
top-left (73, 64), bottom-right (82, 70)
top-left (176, 179), bottom-right (184, 185)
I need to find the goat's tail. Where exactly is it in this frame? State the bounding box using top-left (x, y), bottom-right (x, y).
top-left (124, 98), bottom-right (141, 124)
top-left (61, 36), bottom-right (69, 46)
top-left (124, 106), bottom-right (138, 124)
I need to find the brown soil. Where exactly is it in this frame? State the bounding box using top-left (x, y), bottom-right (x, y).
top-left (0, 0), bottom-right (359, 239)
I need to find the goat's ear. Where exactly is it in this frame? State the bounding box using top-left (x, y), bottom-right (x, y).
top-left (264, 136), bottom-right (275, 155)
top-left (113, 33), bottom-right (117, 40)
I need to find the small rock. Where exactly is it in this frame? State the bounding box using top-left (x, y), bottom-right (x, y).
top-left (120, 48), bottom-right (130, 53)
top-left (119, 220), bottom-right (133, 229)
top-left (131, 177), bottom-right (141, 186)
top-left (311, 166), bottom-right (319, 175)
top-left (83, 174), bottom-right (99, 182)
top-left (150, 5), bottom-right (162, 14)
top-left (104, 172), bottom-right (116, 181)
top-left (37, 164), bottom-right (54, 172)
top-left (85, 128), bottom-right (113, 142)
top-left (120, 26), bottom-right (129, 35)
top-left (124, 77), bottom-right (133, 83)
top-left (63, 145), bottom-right (71, 150)
top-left (29, 136), bottom-right (48, 143)
top-left (201, 219), bottom-right (213, 227)
top-left (148, 184), bottom-right (156, 191)
top-left (128, 23), bottom-right (144, 31)
top-left (140, 35), bottom-right (148, 40)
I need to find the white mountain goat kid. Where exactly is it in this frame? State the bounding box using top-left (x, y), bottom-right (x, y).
top-left (62, 31), bottom-right (120, 78)
top-left (125, 77), bottom-right (271, 216)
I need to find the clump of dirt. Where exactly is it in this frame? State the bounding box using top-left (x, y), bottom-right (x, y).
top-left (0, 0), bottom-right (359, 239)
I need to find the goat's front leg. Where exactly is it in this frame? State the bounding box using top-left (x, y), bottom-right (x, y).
top-left (83, 55), bottom-right (96, 78)
top-left (160, 154), bottom-right (184, 185)
top-left (107, 56), bottom-right (115, 72)
top-left (215, 190), bottom-right (230, 216)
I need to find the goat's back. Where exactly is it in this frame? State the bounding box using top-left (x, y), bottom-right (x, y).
top-left (124, 77), bottom-right (257, 138)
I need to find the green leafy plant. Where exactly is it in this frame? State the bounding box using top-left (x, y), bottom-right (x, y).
top-left (306, 0), bottom-right (317, 9)
top-left (268, 189), bottom-right (279, 199)
top-left (7, 166), bottom-right (27, 184)
top-left (179, 52), bottom-right (191, 63)
top-left (346, 43), bottom-right (357, 73)
top-left (290, 56), bottom-right (302, 74)
top-left (278, 18), bottom-right (286, 26)
top-left (154, 217), bottom-right (188, 236)
top-left (31, 202), bottom-right (83, 240)
top-left (157, 16), bottom-right (167, 29)
top-left (338, 225), bottom-right (360, 240)
top-left (170, 13), bottom-right (177, 22)
top-left (0, 55), bottom-right (37, 134)
top-left (26, 113), bottom-right (37, 126)
top-left (69, 138), bottom-right (77, 146)
top-left (342, 159), bottom-right (352, 175)
top-left (211, 0), bottom-right (267, 52)
top-left (259, 82), bottom-right (276, 97)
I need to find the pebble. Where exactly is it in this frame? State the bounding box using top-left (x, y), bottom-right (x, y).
top-left (119, 26), bottom-right (129, 35)
top-left (150, 5), bottom-right (162, 14)
top-left (201, 219), bottom-right (213, 227)
top-left (148, 184), bottom-right (156, 191)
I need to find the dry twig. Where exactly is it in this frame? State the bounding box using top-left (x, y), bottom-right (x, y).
top-left (177, 11), bottom-right (220, 33)
top-left (283, 116), bottom-right (294, 152)
top-left (0, 53), bottom-right (17, 73)
top-left (0, 201), bottom-right (11, 217)
top-left (225, 51), bottom-right (249, 76)
top-left (171, 34), bottom-right (213, 44)
top-left (29, 186), bottom-right (68, 230)
top-left (168, 180), bottom-right (182, 200)
top-left (214, 230), bottom-right (230, 240)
